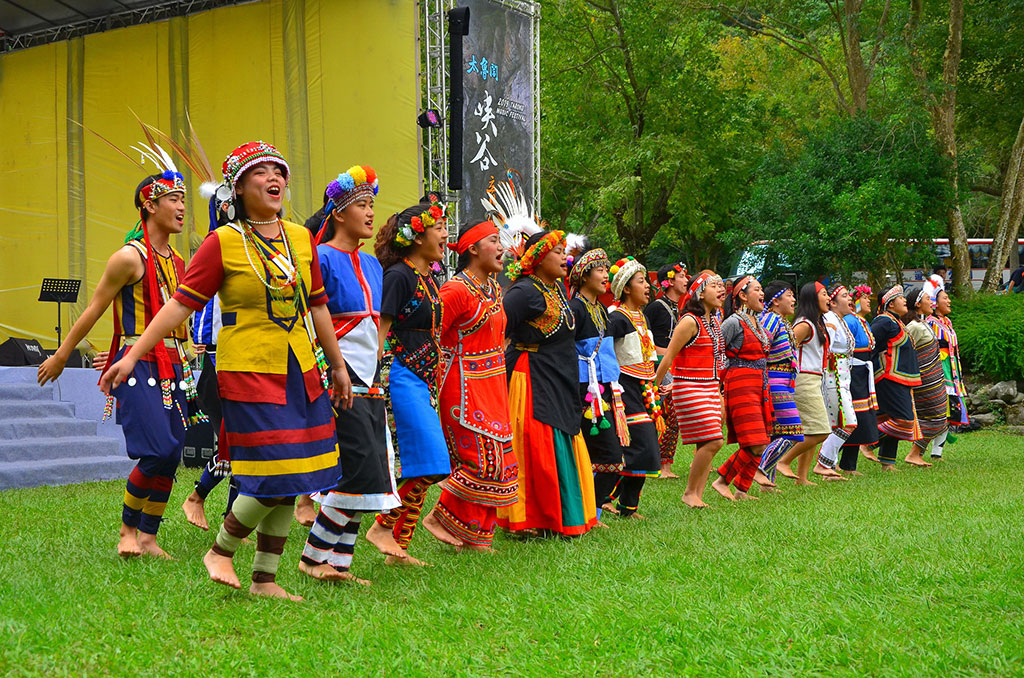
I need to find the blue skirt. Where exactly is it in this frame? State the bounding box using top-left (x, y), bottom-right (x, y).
top-left (221, 350), bottom-right (341, 498)
top-left (389, 359), bottom-right (451, 479)
top-left (111, 345), bottom-right (186, 466)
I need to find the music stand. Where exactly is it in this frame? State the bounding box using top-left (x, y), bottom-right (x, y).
top-left (39, 278), bottom-right (81, 347)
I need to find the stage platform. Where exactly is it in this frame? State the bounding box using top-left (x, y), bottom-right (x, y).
top-left (0, 366), bottom-right (128, 491)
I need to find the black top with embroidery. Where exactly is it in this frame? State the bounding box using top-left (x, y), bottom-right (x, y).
top-left (644, 297), bottom-right (677, 349)
top-left (381, 260), bottom-right (442, 384)
top-left (503, 276), bottom-right (580, 435)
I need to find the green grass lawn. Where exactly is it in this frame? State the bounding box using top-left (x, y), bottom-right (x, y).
top-left (2, 431), bottom-right (1023, 677)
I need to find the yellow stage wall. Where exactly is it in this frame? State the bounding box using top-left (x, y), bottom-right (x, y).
top-left (0, 0), bottom-right (420, 349)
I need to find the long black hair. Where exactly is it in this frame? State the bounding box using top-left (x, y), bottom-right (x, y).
top-left (374, 203), bottom-right (429, 270)
top-left (303, 190), bottom-right (330, 238)
top-left (795, 282), bottom-right (825, 345)
top-left (902, 286), bottom-right (926, 324)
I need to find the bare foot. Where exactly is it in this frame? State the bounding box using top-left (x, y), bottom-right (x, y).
top-left (137, 533), bottom-right (174, 559)
top-left (250, 581), bottom-right (303, 601)
top-left (759, 485), bottom-right (783, 494)
top-left (659, 465), bottom-right (680, 479)
top-left (711, 477), bottom-right (736, 501)
top-left (880, 464), bottom-right (899, 472)
top-left (117, 525), bottom-right (142, 558)
top-left (298, 561), bottom-right (348, 582)
top-left (594, 520), bottom-right (611, 528)
top-left (777, 463), bottom-right (798, 480)
top-left (681, 493), bottom-right (709, 509)
top-left (845, 470), bottom-right (864, 476)
top-left (813, 462), bottom-right (842, 478)
top-left (904, 453), bottom-right (933, 467)
top-left (861, 446), bottom-right (879, 462)
top-left (624, 512), bottom-right (647, 520)
top-left (294, 495), bottom-right (316, 527)
top-left (457, 543), bottom-right (498, 552)
top-left (365, 521), bottom-right (408, 558)
top-left (422, 509), bottom-right (464, 547)
top-left (385, 553), bottom-right (430, 566)
top-left (181, 490), bottom-right (209, 531)
top-left (795, 478), bottom-right (818, 486)
top-left (203, 548), bottom-right (241, 589)
top-left (601, 502), bottom-right (620, 515)
top-left (734, 491), bottom-right (759, 500)
top-left (333, 571), bottom-right (372, 586)
top-left (753, 470), bottom-right (776, 488)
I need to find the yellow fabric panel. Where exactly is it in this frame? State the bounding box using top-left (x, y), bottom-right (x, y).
top-left (0, 0), bottom-right (419, 350)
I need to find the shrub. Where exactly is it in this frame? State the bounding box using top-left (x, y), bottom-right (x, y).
top-left (952, 293), bottom-right (1024, 383)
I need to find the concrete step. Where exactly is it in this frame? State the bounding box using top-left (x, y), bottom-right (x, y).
top-left (0, 383), bottom-right (54, 401)
top-left (0, 400), bottom-right (76, 419)
top-left (0, 435), bottom-right (120, 463)
top-left (0, 455), bottom-right (136, 491)
top-left (0, 417), bottom-right (98, 440)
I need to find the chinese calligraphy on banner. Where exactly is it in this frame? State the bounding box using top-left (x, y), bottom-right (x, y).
top-left (459, 0), bottom-right (536, 224)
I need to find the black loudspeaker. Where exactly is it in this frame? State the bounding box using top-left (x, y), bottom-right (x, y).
top-left (42, 348), bottom-right (82, 368)
top-left (181, 419), bottom-right (216, 469)
top-left (447, 6), bottom-right (470, 191)
top-left (0, 337), bottom-right (46, 366)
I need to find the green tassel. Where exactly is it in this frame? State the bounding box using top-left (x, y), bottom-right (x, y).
top-left (589, 424), bottom-right (599, 436)
top-left (124, 219), bottom-right (144, 244)
top-left (599, 417), bottom-right (611, 430)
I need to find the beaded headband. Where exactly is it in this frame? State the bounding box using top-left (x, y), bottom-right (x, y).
top-left (222, 141), bottom-right (290, 191)
top-left (683, 271), bottom-right (722, 307)
top-left (609, 257), bottom-right (646, 300)
top-left (767, 286), bottom-right (790, 309)
top-left (733, 275), bottom-right (756, 299)
top-left (828, 285), bottom-right (847, 303)
top-left (449, 220), bottom-right (499, 255)
top-left (881, 284), bottom-right (904, 309)
top-left (396, 193), bottom-right (447, 247)
top-left (507, 230), bottom-right (565, 280)
top-left (327, 165), bottom-right (378, 213)
top-left (138, 170), bottom-right (187, 204)
top-left (567, 248), bottom-right (610, 292)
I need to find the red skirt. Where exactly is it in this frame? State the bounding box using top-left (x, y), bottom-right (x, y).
top-left (723, 366), bottom-right (771, 448)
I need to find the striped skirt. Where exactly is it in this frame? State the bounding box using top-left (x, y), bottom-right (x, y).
top-left (221, 352), bottom-right (341, 498)
top-left (723, 366), bottom-right (771, 448)
top-left (671, 377), bottom-right (723, 444)
top-left (877, 380), bottom-right (921, 441)
top-left (914, 339), bottom-right (949, 441)
top-left (766, 367), bottom-right (803, 442)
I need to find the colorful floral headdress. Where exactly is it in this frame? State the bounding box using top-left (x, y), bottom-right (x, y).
top-left (609, 256), bottom-right (646, 299)
top-left (567, 248), bottom-right (610, 293)
top-left (316, 165), bottom-right (379, 244)
top-left (396, 193), bottom-right (447, 247)
top-left (658, 262), bottom-right (687, 291)
top-left (850, 284), bottom-right (872, 302)
top-left (507, 230), bottom-right (565, 280)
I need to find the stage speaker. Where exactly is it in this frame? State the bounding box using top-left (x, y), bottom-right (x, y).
top-left (448, 6), bottom-right (470, 191)
top-left (43, 348), bottom-right (82, 368)
top-left (181, 419), bottom-right (216, 469)
top-left (0, 337), bottom-right (46, 366)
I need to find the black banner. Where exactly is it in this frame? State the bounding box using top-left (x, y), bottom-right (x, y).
top-left (459, 0), bottom-right (535, 225)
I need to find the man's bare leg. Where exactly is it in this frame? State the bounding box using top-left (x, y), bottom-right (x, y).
top-left (294, 494), bottom-right (316, 527)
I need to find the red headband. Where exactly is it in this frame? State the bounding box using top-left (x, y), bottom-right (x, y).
top-left (815, 281), bottom-right (826, 293)
top-left (733, 275), bottom-right (755, 298)
top-left (448, 220), bottom-right (498, 255)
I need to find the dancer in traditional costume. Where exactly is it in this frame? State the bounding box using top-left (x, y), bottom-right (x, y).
top-left (103, 141), bottom-right (351, 600)
top-left (653, 271), bottom-right (726, 508)
top-left (366, 195), bottom-right (453, 564)
top-left (815, 285), bottom-right (859, 479)
top-left (777, 282), bottom-right (833, 485)
top-left (421, 221), bottom-right (518, 551)
top-left (39, 149), bottom-right (201, 560)
top-left (298, 166), bottom-right (404, 584)
top-left (837, 285), bottom-right (879, 474)
top-left (713, 276), bottom-right (771, 500)
top-left (754, 281), bottom-right (803, 489)
top-left (605, 257), bottom-right (664, 517)
top-left (646, 262), bottom-right (688, 478)
top-left (902, 287), bottom-right (948, 467)
top-left (871, 285), bottom-right (922, 471)
top-left (927, 288), bottom-right (968, 459)
top-left (568, 248), bottom-right (628, 524)
top-left (498, 230), bottom-right (597, 536)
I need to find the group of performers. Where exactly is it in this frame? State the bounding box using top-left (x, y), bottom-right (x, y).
top-left (35, 137), bottom-right (970, 601)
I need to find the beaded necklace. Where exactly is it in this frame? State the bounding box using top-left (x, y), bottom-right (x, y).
top-left (699, 312), bottom-right (726, 371)
top-left (737, 306), bottom-right (770, 350)
top-left (621, 306), bottom-right (655, 362)
top-left (578, 293), bottom-right (607, 335)
top-left (404, 258), bottom-right (442, 341)
top-left (526, 274), bottom-right (575, 337)
top-left (854, 314), bottom-right (876, 352)
top-left (459, 269), bottom-right (500, 304)
top-left (240, 220), bottom-right (301, 316)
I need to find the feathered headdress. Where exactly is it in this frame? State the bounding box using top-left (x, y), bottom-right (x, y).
top-left (479, 171), bottom-right (542, 259)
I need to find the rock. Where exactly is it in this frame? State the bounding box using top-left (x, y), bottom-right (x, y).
top-left (990, 399), bottom-right (1007, 410)
top-left (1005, 404), bottom-right (1024, 426)
top-left (972, 399), bottom-right (992, 414)
top-left (1013, 393), bottom-right (1024, 404)
top-left (971, 412), bottom-right (997, 427)
top-left (989, 380), bottom-right (1018, 403)
top-left (1006, 425), bottom-right (1024, 436)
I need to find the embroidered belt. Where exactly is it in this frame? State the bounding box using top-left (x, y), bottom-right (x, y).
top-left (727, 357), bottom-right (766, 370)
top-left (514, 343), bottom-right (539, 352)
top-left (123, 337), bottom-right (180, 349)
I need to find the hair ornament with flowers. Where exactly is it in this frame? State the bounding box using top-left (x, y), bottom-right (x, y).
top-left (659, 262), bottom-right (687, 290)
top-left (506, 230), bottom-right (566, 280)
top-left (851, 284), bottom-right (872, 301)
top-left (396, 193), bottom-right (447, 247)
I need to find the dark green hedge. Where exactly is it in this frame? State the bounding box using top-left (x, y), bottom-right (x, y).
top-left (951, 293), bottom-right (1024, 383)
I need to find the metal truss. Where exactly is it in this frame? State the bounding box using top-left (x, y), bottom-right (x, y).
top-left (0, 0), bottom-right (249, 54)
